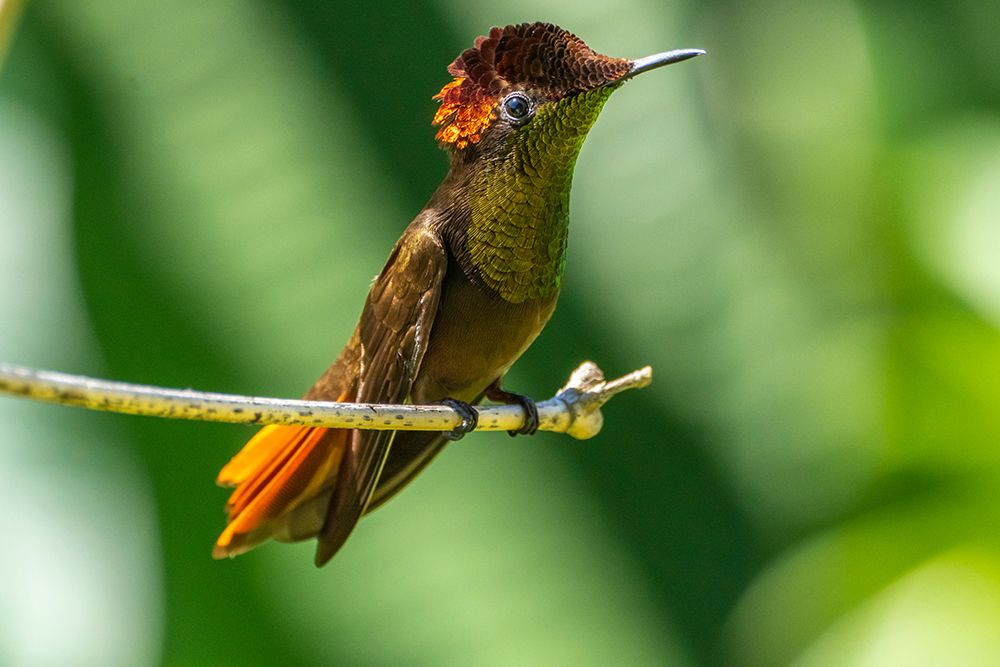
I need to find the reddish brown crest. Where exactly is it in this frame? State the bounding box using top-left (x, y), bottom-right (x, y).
top-left (432, 22), bottom-right (630, 149)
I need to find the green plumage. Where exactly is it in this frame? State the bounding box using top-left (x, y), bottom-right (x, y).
top-left (466, 86), bottom-right (617, 302)
top-left (214, 21), bottom-right (703, 565)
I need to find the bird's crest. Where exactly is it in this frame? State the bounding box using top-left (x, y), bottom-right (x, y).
top-left (432, 22), bottom-right (630, 149)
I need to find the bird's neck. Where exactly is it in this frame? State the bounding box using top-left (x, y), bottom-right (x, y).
top-left (460, 146), bottom-right (579, 303)
top-left (432, 87), bottom-right (616, 304)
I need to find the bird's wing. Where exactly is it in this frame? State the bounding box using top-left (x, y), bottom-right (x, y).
top-left (213, 226), bottom-right (447, 564)
top-left (314, 226), bottom-right (448, 565)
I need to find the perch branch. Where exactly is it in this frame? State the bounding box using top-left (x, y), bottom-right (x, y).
top-left (0, 361), bottom-right (652, 440)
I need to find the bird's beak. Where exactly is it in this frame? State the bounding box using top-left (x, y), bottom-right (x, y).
top-left (616, 48), bottom-right (705, 83)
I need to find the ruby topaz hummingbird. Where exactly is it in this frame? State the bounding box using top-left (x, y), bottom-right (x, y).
top-left (214, 22), bottom-right (703, 566)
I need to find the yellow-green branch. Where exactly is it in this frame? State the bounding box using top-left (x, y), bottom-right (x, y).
top-left (0, 361), bottom-right (652, 440)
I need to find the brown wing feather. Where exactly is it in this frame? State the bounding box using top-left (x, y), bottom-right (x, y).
top-left (314, 227), bottom-right (448, 565)
top-left (214, 333), bottom-right (360, 559)
top-left (364, 430), bottom-right (448, 513)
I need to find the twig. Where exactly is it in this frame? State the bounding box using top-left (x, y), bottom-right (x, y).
top-left (0, 361), bottom-right (652, 440)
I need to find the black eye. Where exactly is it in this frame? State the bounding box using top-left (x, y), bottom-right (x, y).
top-left (502, 93), bottom-right (533, 124)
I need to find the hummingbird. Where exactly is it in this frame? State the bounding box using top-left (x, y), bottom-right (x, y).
top-left (213, 22), bottom-right (703, 566)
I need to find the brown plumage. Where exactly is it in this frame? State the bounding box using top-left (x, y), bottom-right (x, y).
top-left (450, 23), bottom-right (630, 98)
top-left (214, 23), bottom-right (703, 565)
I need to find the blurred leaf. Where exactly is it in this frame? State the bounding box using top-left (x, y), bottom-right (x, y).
top-left (0, 79), bottom-right (161, 666)
top-left (0, 0), bottom-right (25, 70)
top-left (3, 1), bottom-right (1000, 665)
top-left (724, 484), bottom-right (1000, 666)
top-left (795, 546), bottom-right (1000, 666)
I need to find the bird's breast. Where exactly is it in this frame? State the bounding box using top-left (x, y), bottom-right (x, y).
top-left (411, 266), bottom-right (558, 404)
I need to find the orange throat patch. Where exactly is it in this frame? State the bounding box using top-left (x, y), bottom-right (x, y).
top-left (432, 77), bottom-right (496, 149)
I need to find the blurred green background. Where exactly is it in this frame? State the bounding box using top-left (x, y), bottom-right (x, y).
top-left (2, 1), bottom-right (1000, 665)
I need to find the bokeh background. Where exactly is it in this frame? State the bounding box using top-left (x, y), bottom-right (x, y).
top-left (2, 1), bottom-right (999, 665)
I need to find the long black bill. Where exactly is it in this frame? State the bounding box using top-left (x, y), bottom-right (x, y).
top-left (622, 48), bottom-right (706, 81)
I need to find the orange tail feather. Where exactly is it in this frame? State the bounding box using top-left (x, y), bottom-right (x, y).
top-left (214, 391), bottom-right (354, 559)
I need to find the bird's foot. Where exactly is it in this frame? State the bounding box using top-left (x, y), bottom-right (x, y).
top-left (436, 398), bottom-right (479, 441)
top-left (486, 381), bottom-right (539, 437)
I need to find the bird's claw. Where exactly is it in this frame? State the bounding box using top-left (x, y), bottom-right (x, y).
top-left (437, 398), bottom-right (479, 441)
top-left (485, 383), bottom-right (539, 437)
top-left (505, 394), bottom-right (539, 437)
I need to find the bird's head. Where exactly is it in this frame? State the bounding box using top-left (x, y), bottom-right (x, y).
top-left (432, 22), bottom-right (703, 164)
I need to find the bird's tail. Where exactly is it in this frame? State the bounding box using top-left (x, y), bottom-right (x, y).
top-left (213, 390), bottom-right (354, 559)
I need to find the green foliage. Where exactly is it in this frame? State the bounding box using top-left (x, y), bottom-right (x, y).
top-left (1, 1), bottom-right (999, 665)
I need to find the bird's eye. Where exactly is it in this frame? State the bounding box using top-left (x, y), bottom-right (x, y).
top-left (501, 93), bottom-right (533, 124)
